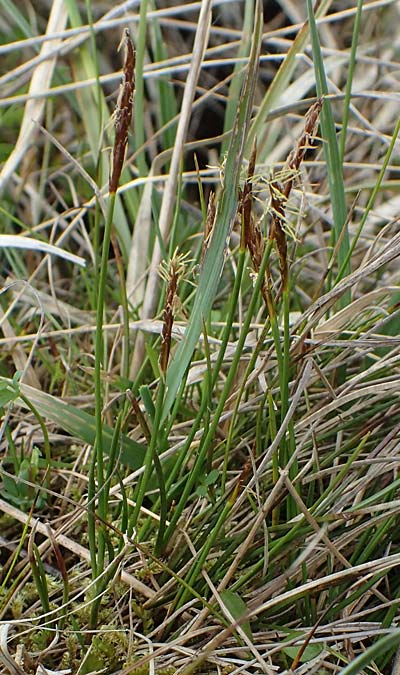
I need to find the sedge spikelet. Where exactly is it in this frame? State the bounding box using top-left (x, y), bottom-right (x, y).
top-left (159, 254), bottom-right (187, 374)
top-left (109, 29), bottom-right (135, 195)
top-left (269, 98), bottom-right (323, 290)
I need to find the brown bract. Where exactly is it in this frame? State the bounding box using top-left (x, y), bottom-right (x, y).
top-left (242, 137), bottom-right (257, 252)
top-left (241, 138), bottom-right (264, 269)
top-left (109, 29), bottom-right (135, 195)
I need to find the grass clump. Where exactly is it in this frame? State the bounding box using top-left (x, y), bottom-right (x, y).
top-left (1, 1), bottom-right (400, 674)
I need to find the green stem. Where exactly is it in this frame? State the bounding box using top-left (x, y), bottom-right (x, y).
top-left (172, 493), bottom-right (235, 613)
top-left (19, 392), bottom-right (51, 480)
top-left (336, 115), bottom-right (400, 284)
top-left (89, 191), bottom-right (117, 619)
top-left (134, 0), bottom-right (149, 177)
top-left (339, 0), bottom-right (363, 163)
top-left (282, 285), bottom-right (297, 518)
top-left (130, 378), bottom-right (165, 535)
top-left (161, 242), bottom-right (273, 548)
top-left (221, 316), bottom-right (271, 493)
top-left (111, 234), bottom-right (130, 379)
top-left (144, 246), bottom-right (250, 548)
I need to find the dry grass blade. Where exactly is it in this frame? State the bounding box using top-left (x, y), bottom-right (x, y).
top-left (130, 0), bottom-right (212, 378)
top-left (0, 236), bottom-right (86, 267)
top-left (0, 497), bottom-right (155, 599)
top-left (0, 624), bottom-right (27, 675)
top-left (0, 0), bottom-right (67, 192)
top-left (293, 232), bottom-right (400, 348)
top-left (162, 0), bottom-right (263, 417)
top-left (0, 283), bottom-right (41, 390)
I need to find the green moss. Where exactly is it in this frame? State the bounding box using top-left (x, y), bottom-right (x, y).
top-left (81, 629), bottom-right (129, 674)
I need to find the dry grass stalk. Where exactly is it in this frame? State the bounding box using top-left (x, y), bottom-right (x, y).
top-left (109, 29), bottom-right (135, 195)
top-left (2, 3), bottom-right (399, 671)
top-left (130, 0), bottom-right (212, 379)
top-left (0, 0), bottom-right (68, 192)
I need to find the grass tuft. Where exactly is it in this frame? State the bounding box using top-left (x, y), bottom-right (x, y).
top-left (1, 1), bottom-right (400, 672)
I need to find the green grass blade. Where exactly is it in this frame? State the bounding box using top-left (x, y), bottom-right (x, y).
top-left (336, 115), bottom-right (400, 283)
top-left (133, 0), bottom-right (149, 177)
top-left (162, 0), bottom-right (263, 420)
top-left (306, 0), bottom-right (350, 304)
top-left (337, 630), bottom-right (400, 675)
top-left (0, 377), bottom-right (147, 469)
top-left (150, 4), bottom-right (178, 152)
top-left (64, 0), bottom-right (133, 255)
top-left (221, 0), bottom-right (254, 157)
top-left (2, 0), bottom-right (35, 39)
top-left (339, 0), bottom-right (363, 162)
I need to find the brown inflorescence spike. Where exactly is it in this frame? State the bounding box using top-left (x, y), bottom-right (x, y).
top-left (159, 257), bottom-right (181, 374)
top-left (238, 139), bottom-right (273, 310)
top-left (269, 98), bottom-right (323, 291)
top-left (284, 97), bottom-right (323, 200)
top-left (269, 178), bottom-right (288, 291)
top-left (109, 29), bottom-right (135, 195)
top-left (242, 138), bottom-right (263, 267)
top-left (201, 191), bottom-right (216, 264)
top-left (242, 137), bottom-right (257, 250)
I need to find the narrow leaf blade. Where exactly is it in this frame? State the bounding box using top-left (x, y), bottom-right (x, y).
top-left (0, 377), bottom-right (147, 470)
top-left (162, 0), bottom-right (263, 420)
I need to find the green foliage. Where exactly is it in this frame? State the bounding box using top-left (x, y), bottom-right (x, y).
top-left (2, 445), bottom-right (44, 509)
top-left (281, 630), bottom-right (324, 664)
top-left (220, 589), bottom-right (252, 641)
top-left (81, 629), bottom-right (129, 674)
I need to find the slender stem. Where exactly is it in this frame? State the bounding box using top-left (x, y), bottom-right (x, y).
top-left (173, 494), bottom-right (234, 613)
top-left (111, 232), bottom-right (130, 379)
top-left (162, 242), bottom-right (273, 548)
top-left (339, 0), bottom-right (363, 163)
top-left (282, 285), bottom-right (297, 518)
top-left (336, 115), bottom-right (400, 284)
top-left (88, 191), bottom-right (117, 611)
top-left (19, 392), bottom-right (51, 479)
top-left (130, 378), bottom-right (165, 535)
top-left (146, 246), bottom-right (250, 545)
top-left (222, 317), bottom-right (271, 491)
top-left (134, 0), bottom-right (149, 177)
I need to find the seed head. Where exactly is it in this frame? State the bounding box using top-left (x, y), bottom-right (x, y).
top-left (109, 29), bottom-right (135, 194)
